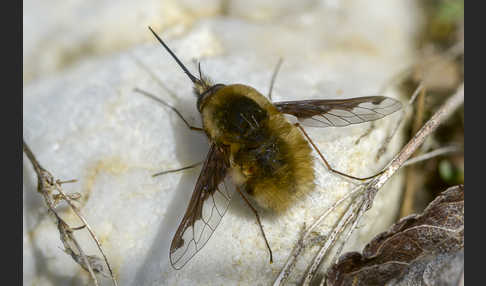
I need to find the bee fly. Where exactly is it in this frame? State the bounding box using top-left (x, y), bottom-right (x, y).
top-left (135, 26), bottom-right (402, 270)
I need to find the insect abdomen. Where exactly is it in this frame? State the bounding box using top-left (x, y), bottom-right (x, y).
top-left (241, 116), bottom-right (315, 212)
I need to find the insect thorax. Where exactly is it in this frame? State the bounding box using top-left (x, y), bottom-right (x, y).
top-left (201, 84), bottom-right (276, 144)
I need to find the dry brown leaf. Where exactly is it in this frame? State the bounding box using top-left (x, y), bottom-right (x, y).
top-left (326, 185), bottom-right (464, 286)
top-left (389, 249), bottom-right (463, 286)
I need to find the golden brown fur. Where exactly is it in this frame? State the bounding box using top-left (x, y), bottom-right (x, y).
top-left (201, 84), bottom-right (315, 212)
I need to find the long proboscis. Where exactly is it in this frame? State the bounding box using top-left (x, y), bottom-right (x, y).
top-left (148, 26), bottom-right (200, 84)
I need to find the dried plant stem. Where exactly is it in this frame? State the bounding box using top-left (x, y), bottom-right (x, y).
top-left (318, 198), bottom-right (368, 286)
top-left (402, 145), bottom-right (462, 167)
top-left (376, 82), bottom-right (425, 161)
top-left (272, 185), bottom-right (362, 286)
top-left (275, 83), bottom-right (463, 285)
top-left (401, 87), bottom-right (427, 217)
top-left (23, 142), bottom-right (100, 285)
top-left (312, 83), bottom-right (464, 285)
top-left (328, 198), bottom-right (367, 269)
top-left (55, 181), bottom-right (117, 285)
top-left (370, 83), bottom-right (463, 196)
top-left (23, 140), bottom-right (118, 286)
top-left (302, 199), bottom-right (362, 286)
top-left (304, 185), bottom-right (363, 240)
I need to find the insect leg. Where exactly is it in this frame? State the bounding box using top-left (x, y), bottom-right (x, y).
top-left (152, 161), bottom-right (203, 177)
top-left (134, 88), bottom-right (204, 132)
top-left (295, 123), bottom-right (385, 181)
top-left (267, 58), bottom-right (283, 102)
top-left (236, 187), bottom-right (274, 264)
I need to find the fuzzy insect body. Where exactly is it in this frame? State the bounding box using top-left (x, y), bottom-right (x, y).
top-left (201, 84), bottom-right (315, 211)
top-left (139, 26), bottom-right (402, 270)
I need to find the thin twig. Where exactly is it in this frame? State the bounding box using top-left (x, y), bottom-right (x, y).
top-left (272, 185), bottom-right (362, 286)
top-left (23, 140), bottom-right (118, 286)
top-left (369, 83), bottom-right (463, 198)
top-left (401, 86), bottom-right (427, 217)
top-left (329, 198), bottom-right (367, 268)
top-left (23, 142), bottom-right (100, 285)
top-left (375, 82), bottom-right (425, 161)
top-left (273, 225), bottom-right (307, 286)
top-left (356, 64), bottom-right (413, 147)
top-left (318, 198), bottom-right (368, 286)
top-left (302, 201), bottom-right (359, 285)
top-left (55, 179), bottom-right (118, 286)
top-left (304, 186), bottom-right (362, 240)
top-left (57, 214), bottom-right (99, 284)
top-left (401, 145), bottom-right (462, 167)
top-left (313, 83), bottom-right (464, 285)
top-left (275, 83), bottom-right (463, 285)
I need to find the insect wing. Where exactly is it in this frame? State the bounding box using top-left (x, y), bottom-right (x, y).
top-left (169, 144), bottom-right (234, 269)
top-left (274, 96), bottom-right (402, 127)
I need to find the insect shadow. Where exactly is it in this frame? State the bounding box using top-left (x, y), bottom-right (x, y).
top-left (131, 69), bottom-right (270, 282)
top-left (131, 100), bottom-right (206, 283)
top-left (132, 112), bottom-right (274, 284)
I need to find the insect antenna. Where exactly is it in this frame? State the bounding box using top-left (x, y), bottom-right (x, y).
top-left (148, 26), bottom-right (200, 84)
top-left (148, 26), bottom-right (212, 96)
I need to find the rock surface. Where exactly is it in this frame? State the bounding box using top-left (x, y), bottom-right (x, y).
top-left (23, 1), bottom-right (419, 285)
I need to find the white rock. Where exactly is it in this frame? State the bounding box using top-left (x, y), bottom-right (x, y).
top-left (23, 0), bottom-right (223, 82)
top-left (23, 0), bottom-right (420, 83)
top-left (23, 4), bottom-right (417, 285)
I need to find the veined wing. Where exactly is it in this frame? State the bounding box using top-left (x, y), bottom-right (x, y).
top-left (169, 144), bottom-right (234, 269)
top-left (274, 96), bottom-right (402, 127)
